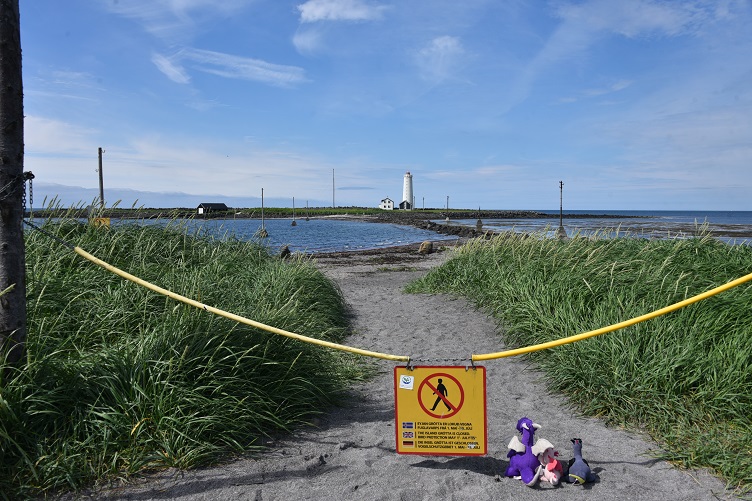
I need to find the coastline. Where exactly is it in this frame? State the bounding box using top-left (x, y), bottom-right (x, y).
top-left (289, 211), bottom-right (752, 241)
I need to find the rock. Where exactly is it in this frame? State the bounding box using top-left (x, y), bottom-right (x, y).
top-left (418, 241), bottom-right (433, 254)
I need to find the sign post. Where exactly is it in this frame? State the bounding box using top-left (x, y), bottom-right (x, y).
top-left (394, 366), bottom-right (487, 456)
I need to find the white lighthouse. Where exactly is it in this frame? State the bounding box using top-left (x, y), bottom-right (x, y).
top-left (400, 171), bottom-right (413, 210)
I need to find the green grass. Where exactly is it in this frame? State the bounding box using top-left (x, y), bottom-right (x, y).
top-left (0, 217), bottom-right (366, 498)
top-left (406, 230), bottom-right (752, 495)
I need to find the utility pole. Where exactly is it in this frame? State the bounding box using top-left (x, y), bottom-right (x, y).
top-left (0, 0), bottom-right (27, 365)
top-left (97, 147), bottom-right (105, 208)
top-left (556, 180), bottom-right (567, 239)
top-left (332, 169), bottom-right (335, 208)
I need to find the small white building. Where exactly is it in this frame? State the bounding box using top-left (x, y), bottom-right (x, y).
top-left (379, 197), bottom-right (395, 210)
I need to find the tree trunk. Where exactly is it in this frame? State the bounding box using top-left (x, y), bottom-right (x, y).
top-left (0, 0), bottom-right (26, 365)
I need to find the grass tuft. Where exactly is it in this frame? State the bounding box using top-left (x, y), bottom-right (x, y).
top-left (1, 216), bottom-right (365, 498)
top-left (407, 230), bottom-right (752, 495)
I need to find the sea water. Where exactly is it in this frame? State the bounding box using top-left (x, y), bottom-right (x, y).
top-left (113, 210), bottom-right (752, 253)
top-left (130, 217), bottom-right (459, 253)
top-left (448, 210), bottom-right (752, 246)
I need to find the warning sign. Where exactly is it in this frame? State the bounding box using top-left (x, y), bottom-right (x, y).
top-left (394, 366), bottom-right (486, 456)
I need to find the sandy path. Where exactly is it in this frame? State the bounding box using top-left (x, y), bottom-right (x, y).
top-left (82, 244), bottom-right (734, 501)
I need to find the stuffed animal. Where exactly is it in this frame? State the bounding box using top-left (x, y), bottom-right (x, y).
top-left (531, 438), bottom-right (562, 485)
top-left (505, 417), bottom-right (542, 486)
top-left (566, 438), bottom-right (596, 485)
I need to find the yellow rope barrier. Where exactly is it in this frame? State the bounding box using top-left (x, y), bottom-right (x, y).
top-left (73, 246), bottom-right (410, 362)
top-left (75, 242), bottom-right (752, 364)
top-left (471, 269), bottom-right (752, 362)
top-left (24, 217), bottom-right (748, 365)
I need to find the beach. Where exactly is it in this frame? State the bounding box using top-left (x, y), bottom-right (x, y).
top-left (70, 241), bottom-right (737, 501)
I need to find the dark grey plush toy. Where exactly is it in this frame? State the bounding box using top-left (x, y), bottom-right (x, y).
top-left (566, 438), bottom-right (596, 485)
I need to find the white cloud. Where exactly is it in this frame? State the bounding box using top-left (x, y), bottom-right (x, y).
top-left (425, 164), bottom-right (520, 180)
top-left (559, 79), bottom-right (632, 103)
top-left (152, 48), bottom-right (306, 87)
top-left (151, 52), bottom-right (191, 84)
top-left (24, 116), bottom-right (103, 190)
top-left (415, 36), bottom-right (466, 84)
top-left (24, 70), bottom-right (104, 104)
top-left (104, 0), bottom-right (255, 42)
top-left (499, 1), bottom-right (740, 114)
top-left (292, 28), bottom-right (325, 55)
top-left (180, 48), bottom-right (306, 87)
top-left (475, 165), bottom-right (519, 177)
top-left (555, 1), bottom-right (690, 37)
top-left (49, 70), bottom-right (102, 90)
top-left (25, 116), bottom-right (98, 157)
top-left (553, 0), bottom-right (742, 39)
top-left (86, 137), bottom-right (342, 201)
top-left (617, 106), bottom-right (752, 161)
top-left (297, 0), bottom-right (387, 23)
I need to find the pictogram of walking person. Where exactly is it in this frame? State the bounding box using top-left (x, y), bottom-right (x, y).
top-left (430, 378), bottom-right (451, 411)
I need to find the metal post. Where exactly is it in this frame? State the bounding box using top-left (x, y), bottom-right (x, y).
top-left (97, 147), bottom-right (105, 208)
top-left (556, 180), bottom-right (567, 239)
top-left (256, 188), bottom-right (268, 237)
top-left (291, 197), bottom-right (296, 226)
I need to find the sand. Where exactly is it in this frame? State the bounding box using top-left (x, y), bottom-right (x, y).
top-left (72, 242), bottom-right (736, 501)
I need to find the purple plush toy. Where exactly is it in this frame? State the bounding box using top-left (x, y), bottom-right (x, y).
top-left (505, 417), bottom-right (542, 486)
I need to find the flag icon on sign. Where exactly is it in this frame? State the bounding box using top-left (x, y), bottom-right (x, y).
top-left (402, 441), bottom-right (414, 447)
top-left (402, 422), bottom-right (414, 429)
top-left (402, 431), bottom-right (414, 439)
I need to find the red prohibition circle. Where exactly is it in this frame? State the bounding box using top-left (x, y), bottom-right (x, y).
top-left (417, 372), bottom-right (465, 419)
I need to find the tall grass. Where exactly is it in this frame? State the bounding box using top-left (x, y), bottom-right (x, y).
top-left (407, 230), bottom-right (752, 494)
top-left (0, 217), bottom-right (365, 498)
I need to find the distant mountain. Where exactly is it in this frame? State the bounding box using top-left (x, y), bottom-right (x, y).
top-left (30, 183), bottom-right (327, 209)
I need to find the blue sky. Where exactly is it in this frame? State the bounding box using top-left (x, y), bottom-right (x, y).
top-left (20, 0), bottom-right (752, 210)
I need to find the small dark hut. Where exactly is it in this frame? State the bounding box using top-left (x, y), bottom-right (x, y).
top-left (197, 203), bottom-right (229, 216)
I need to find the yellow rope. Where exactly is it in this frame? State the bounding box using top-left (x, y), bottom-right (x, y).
top-left (471, 269), bottom-right (752, 361)
top-left (70, 240), bottom-right (752, 364)
top-left (73, 246), bottom-right (410, 362)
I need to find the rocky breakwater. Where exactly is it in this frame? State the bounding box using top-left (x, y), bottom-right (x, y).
top-left (373, 210), bottom-right (551, 239)
top-left (411, 219), bottom-right (492, 238)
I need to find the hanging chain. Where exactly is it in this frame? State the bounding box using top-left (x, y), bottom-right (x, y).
top-left (22, 171), bottom-right (35, 217)
top-left (28, 173), bottom-right (33, 210)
